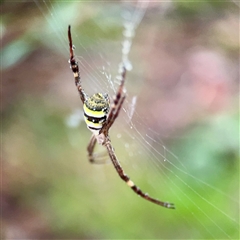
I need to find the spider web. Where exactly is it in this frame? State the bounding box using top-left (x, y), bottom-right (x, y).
top-left (4, 1), bottom-right (239, 239)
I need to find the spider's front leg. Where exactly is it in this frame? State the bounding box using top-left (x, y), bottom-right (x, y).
top-left (87, 134), bottom-right (97, 163)
top-left (87, 134), bottom-right (110, 164)
top-left (104, 137), bottom-right (175, 209)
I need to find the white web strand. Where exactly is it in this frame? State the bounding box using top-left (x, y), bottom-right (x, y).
top-left (121, 120), bottom-right (237, 239)
top-left (117, 2), bottom-right (238, 238)
top-left (33, 1), bottom-right (239, 239)
top-left (120, 1), bottom-right (149, 71)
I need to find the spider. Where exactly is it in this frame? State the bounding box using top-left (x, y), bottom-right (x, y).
top-left (68, 25), bottom-right (175, 209)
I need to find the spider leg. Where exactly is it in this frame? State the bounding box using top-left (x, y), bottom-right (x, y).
top-left (103, 94), bottom-right (126, 134)
top-left (68, 25), bottom-right (87, 103)
top-left (104, 137), bottom-right (175, 209)
top-left (87, 134), bottom-right (97, 163)
top-left (87, 134), bottom-right (109, 164)
top-left (101, 66), bottom-right (127, 134)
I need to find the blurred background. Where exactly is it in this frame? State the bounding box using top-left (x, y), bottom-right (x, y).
top-left (1, 1), bottom-right (239, 239)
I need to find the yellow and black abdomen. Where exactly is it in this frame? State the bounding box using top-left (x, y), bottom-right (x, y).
top-left (83, 93), bottom-right (110, 135)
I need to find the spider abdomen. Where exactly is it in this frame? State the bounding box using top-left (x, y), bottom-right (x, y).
top-left (83, 93), bottom-right (110, 135)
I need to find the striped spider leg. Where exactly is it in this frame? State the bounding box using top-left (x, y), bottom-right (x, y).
top-left (68, 25), bottom-right (175, 209)
top-left (68, 25), bottom-right (87, 104)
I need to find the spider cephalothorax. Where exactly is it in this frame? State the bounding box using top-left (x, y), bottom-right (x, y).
top-left (68, 25), bottom-right (175, 209)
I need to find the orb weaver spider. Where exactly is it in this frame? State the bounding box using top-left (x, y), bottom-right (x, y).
top-left (68, 25), bottom-right (175, 209)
